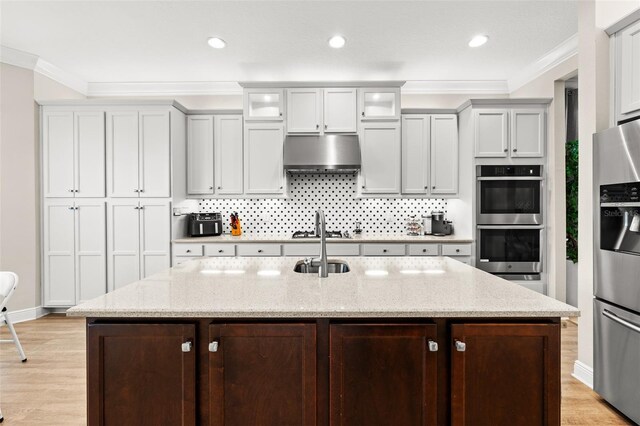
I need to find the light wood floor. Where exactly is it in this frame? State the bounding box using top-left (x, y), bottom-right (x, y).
top-left (0, 316), bottom-right (633, 425)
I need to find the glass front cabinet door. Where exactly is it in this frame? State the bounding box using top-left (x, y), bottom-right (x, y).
top-left (244, 89), bottom-right (285, 121)
top-left (359, 88), bottom-right (401, 120)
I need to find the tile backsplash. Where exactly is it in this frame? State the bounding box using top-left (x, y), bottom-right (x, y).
top-left (199, 174), bottom-right (447, 234)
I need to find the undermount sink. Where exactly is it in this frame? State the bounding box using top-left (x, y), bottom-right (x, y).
top-left (293, 259), bottom-right (350, 274)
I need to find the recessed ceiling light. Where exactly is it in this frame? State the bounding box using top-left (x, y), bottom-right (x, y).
top-left (468, 35), bottom-right (489, 48)
top-left (328, 35), bottom-right (346, 49)
top-left (207, 37), bottom-right (227, 49)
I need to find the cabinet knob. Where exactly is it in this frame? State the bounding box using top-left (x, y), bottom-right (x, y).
top-left (209, 341), bottom-right (219, 352)
top-left (456, 249), bottom-right (460, 253)
top-left (68, 189), bottom-right (74, 192)
top-left (428, 340), bottom-right (438, 352)
top-left (504, 148), bottom-right (508, 152)
top-left (68, 206), bottom-right (75, 210)
top-left (186, 249), bottom-right (191, 253)
top-left (383, 249), bottom-right (388, 253)
top-left (432, 186), bottom-right (436, 189)
top-left (218, 249), bottom-right (223, 253)
top-left (362, 185), bottom-right (366, 189)
top-left (454, 340), bottom-right (466, 352)
top-left (209, 186), bottom-right (214, 190)
top-left (362, 111), bottom-right (365, 117)
top-left (324, 124), bottom-right (328, 130)
top-left (422, 249), bottom-right (427, 253)
top-left (279, 112), bottom-right (283, 117)
top-left (139, 189), bottom-right (144, 193)
top-left (513, 148), bottom-right (517, 152)
top-left (316, 124), bottom-right (319, 130)
top-left (258, 249), bottom-right (263, 253)
top-left (181, 341), bottom-right (192, 353)
top-left (217, 186), bottom-right (221, 190)
top-left (134, 189), bottom-right (139, 193)
top-left (280, 186), bottom-right (283, 190)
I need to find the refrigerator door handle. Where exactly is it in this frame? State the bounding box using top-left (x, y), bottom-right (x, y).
top-left (603, 309), bottom-right (640, 334)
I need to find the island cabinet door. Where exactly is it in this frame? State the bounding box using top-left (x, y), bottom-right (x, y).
top-left (87, 323), bottom-right (197, 426)
top-left (450, 323), bottom-right (560, 426)
top-left (208, 323), bottom-right (317, 426)
top-left (330, 324), bottom-right (439, 426)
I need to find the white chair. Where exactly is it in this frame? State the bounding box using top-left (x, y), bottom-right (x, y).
top-left (0, 271), bottom-right (27, 362)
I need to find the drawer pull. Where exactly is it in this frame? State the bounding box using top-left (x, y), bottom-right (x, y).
top-left (454, 340), bottom-right (466, 352)
top-left (218, 249), bottom-right (223, 253)
top-left (258, 249), bottom-right (263, 253)
top-left (422, 249), bottom-right (427, 253)
top-left (181, 341), bottom-right (192, 353)
top-left (209, 341), bottom-right (219, 352)
top-left (186, 250), bottom-right (191, 253)
top-left (383, 249), bottom-right (388, 253)
top-left (456, 249), bottom-right (460, 253)
top-left (428, 340), bottom-right (438, 352)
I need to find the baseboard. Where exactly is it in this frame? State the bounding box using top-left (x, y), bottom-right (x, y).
top-left (5, 306), bottom-right (49, 324)
top-left (572, 360), bottom-right (594, 389)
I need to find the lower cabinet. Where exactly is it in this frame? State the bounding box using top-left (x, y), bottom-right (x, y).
top-left (450, 323), bottom-right (560, 426)
top-left (209, 323), bottom-right (317, 426)
top-left (87, 320), bottom-right (560, 426)
top-left (330, 324), bottom-right (438, 426)
top-left (87, 323), bottom-right (196, 425)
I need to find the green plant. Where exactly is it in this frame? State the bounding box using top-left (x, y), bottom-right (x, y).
top-left (566, 140), bottom-right (579, 263)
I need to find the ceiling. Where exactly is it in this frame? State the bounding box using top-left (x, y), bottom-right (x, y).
top-left (1, 1), bottom-right (578, 87)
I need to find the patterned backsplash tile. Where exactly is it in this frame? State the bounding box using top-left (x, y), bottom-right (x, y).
top-left (199, 174), bottom-right (447, 234)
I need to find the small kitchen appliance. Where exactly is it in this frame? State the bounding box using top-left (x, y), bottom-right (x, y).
top-left (431, 211), bottom-right (453, 236)
top-left (188, 213), bottom-right (222, 237)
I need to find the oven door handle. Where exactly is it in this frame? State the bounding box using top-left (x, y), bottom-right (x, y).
top-left (477, 225), bottom-right (545, 230)
top-left (476, 177), bottom-right (544, 181)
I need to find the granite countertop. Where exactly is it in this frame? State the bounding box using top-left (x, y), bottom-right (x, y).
top-left (67, 257), bottom-right (578, 319)
top-left (172, 233), bottom-right (473, 244)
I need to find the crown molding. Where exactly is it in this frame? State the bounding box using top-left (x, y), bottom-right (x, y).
top-left (402, 80), bottom-right (509, 94)
top-left (87, 81), bottom-right (242, 97)
top-left (507, 33), bottom-right (578, 93)
top-left (0, 45), bottom-right (39, 70)
top-left (34, 58), bottom-right (88, 95)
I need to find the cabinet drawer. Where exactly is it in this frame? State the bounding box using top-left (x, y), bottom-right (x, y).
top-left (362, 244), bottom-right (406, 256)
top-left (283, 243), bottom-right (318, 257)
top-left (173, 244), bottom-right (204, 257)
top-left (408, 244), bottom-right (439, 256)
top-left (328, 243), bottom-right (360, 256)
top-left (236, 244), bottom-right (281, 257)
top-left (442, 244), bottom-right (471, 256)
top-left (204, 244), bottom-right (236, 257)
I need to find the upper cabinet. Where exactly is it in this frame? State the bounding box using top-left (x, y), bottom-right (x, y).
top-left (244, 122), bottom-right (285, 194)
top-left (214, 115), bottom-right (244, 195)
top-left (244, 89), bottom-right (285, 121)
top-left (286, 88), bottom-right (322, 133)
top-left (401, 115), bottom-right (430, 194)
top-left (187, 115), bottom-right (214, 195)
top-left (360, 121), bottom-right (401, 194)
top-left (430, 114), bottom-right (458, 194)
top-left (323, 88), bottom-right (357, 132)
top-left (359, 88), bottom-right (401, 121)
top-left (42, 110), bottom-right (105, 198)
top-left (614, 19), bottom-right (640, 123)
top-left (474, 108), bottom-right (545, 158)
top-left (106, 110), bottom-right (171, 197)
top-left (286, 88), bottom-right (357, 133)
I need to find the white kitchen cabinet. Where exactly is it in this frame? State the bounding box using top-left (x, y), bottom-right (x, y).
top-left (360, 122), bottom-right (401, 194)
top-left (286, 89), bottom-right (321, 133)
top-left (401, 115), bottom-right (430, 194)
top-left (430, 114), bottom-right (458, 194)
top-left (43, 199), bottom-right (107, 306)
top-left (43, 110), bottom-right (105, 198)
top-left (107, 110), bottom-right (171, 198)
top-left (244, 122), bottom-right (285, 194)
top-left (187, 115), bottom-right (214, 195)
top-left (107, 198), bottom-right (170, 291)
top-left (215, 115), bottom-right (244, 195)
top-left (236, 244), bottom-right (282, 256)
top-left (362, 244), bottom-right (406, 256)
top-left (616, 19), bottom-right (640, 120)
top-left (359, 88), bottom-right (400, 120)
top-left (323, 88), bottom-right (357, 132)
top-left (511, 109), bottom-right (545, 157)
top-left (244, 89), bottom-right (285, 121)
top-left (474, 109), bottom-right (509, 157)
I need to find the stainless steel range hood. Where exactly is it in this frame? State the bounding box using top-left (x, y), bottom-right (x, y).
top-left (284, 134), bottom-right (361, 172)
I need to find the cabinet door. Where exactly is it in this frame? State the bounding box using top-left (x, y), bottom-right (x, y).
top-left (287, 88), bottom-right (321, 133)
top-left (75, 112), bottom-right (106, 197)
top-left (430, 114), bottom-right (458, 195)
top-left (359, 88), bottom-right (400, 120)
top-left (139, 199), bottom-right (171, 279)
top-left (107, 112), bottom-right (139, 197)
top-left (87, 323), bottom-right (196, 426)
top-left (330, 324), bottom-right (438, 426)
top-left (209, 323), bottom-right (316, 426)
top-left (43, 200), bottom-right (76, 306)
top-left (619, 20), bottom-right (640, 115)
top-left (244, 89), bottom-right (285, 121)
top-left (75, 200), bottom-right (107, 303)
top-left (474, 109), bottom-right (508, 157)
top-left (244, 123), bottom-right (285, 194)
top-left (360, 122), bottom-right (401, 194)
top-left (401, 114), bottom-right (430, 194)
top-left (107, 199), bottom-right (140, 290)
top-left (511, 109), bottom-right (545, 157)
top-left (139, 110), bottom-right (171, 197)
top-left (324, 88), bottom-right (357, 132)
top-left (43, 111), bottom-right (75, 197)
top-left (451, 323), bottom-right (560, 426)
top-left (214, 115), bottom-right (243, 195)
top-left (187, 115), bottom-right (214, 195)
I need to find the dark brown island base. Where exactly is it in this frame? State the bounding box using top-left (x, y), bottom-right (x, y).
top-left (69, 257), bottom-right (578, 425)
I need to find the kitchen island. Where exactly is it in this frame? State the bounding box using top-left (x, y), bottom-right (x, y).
top-left (68, 257), bottom-right (578, 426)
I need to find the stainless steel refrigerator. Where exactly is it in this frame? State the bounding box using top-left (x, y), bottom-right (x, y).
top-left (593, 119), bottom-right (640, 424)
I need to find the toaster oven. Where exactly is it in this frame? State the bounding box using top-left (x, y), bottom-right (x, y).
top-left (188, 213), bottom-right (223, 237)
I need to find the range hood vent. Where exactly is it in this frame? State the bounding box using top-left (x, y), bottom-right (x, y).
top-left (283, 134), bottom-right (361, 173)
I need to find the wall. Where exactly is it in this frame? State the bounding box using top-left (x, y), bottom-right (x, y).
top-left (34, 73), bottom-right (85, 101)
top-left (401, 93), bottom-right (508, 109)
top-left (0, 64), bottom-right (38, 311)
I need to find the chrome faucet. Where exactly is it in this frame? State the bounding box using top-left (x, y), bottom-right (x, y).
top-left (305, 209), bottom-right (329, 278)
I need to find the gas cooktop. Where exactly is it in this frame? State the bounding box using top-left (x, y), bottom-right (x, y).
top-left (292, 230), bottom-right (350, 239)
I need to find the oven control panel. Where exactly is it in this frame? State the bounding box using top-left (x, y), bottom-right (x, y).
top-left (600, 182), bottom-right (640, 203)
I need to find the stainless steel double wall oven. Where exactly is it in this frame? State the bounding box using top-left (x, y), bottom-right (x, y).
top-left (476, 165), bottom-right (544, 280)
